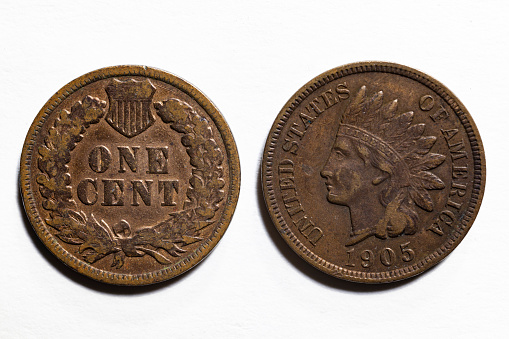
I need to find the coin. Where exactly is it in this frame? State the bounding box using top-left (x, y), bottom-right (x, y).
top-left (262, 62), bottom-right (485, 283)
top-left (21, 65), bottom-right (240, 285)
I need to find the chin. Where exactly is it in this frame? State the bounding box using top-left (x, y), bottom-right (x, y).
top-left (326, 192), bottom-right (347, 206)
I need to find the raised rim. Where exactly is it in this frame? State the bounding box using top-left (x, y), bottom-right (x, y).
top-left (262, 61), bottom-right (485, 283)
top-left (20, 65), bottom-right (241, 285)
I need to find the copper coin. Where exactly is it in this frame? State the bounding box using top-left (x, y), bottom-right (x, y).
top-left (262, 62), bottom-right (485, 283)
top-left (21, 65), bottom-right (240, 285)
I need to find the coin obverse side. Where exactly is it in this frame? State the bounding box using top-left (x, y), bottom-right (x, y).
top-left (262, 62), bottom-right (485, 283)
top-left (21, 66), bottom-right (240, 285)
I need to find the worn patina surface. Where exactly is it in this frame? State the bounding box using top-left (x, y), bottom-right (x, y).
top-left (262, 62), bottom-right (485, 283)
top-left (21, 66), bottom-right (240, 285)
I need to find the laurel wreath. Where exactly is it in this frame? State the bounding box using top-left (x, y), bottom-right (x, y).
top-left (37, 95), bottom-right (224, 268)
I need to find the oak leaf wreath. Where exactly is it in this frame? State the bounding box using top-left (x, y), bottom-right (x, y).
top-left (36, 95), bottom-right (225, 268)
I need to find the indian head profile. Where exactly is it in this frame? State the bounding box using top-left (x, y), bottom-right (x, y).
top-left (321, 86), bottom-right (446, 246)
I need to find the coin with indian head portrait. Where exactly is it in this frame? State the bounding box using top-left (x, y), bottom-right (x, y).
top-left (21, 66), bottom-right (240, 285)
top-left (262, 61), bottom-right (485, 283)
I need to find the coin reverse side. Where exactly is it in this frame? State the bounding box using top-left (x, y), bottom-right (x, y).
top-left (21, 66), bottom-right (240, 285)
top-left (262, 62), bottom-right (485, 283)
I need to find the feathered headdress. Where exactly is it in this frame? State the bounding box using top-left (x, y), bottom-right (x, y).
top-left (338, 86), bottom-right (445, 212)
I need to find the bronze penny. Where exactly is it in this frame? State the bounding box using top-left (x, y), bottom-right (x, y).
top-left (20, 65), bottom-right (240, 285)
top-left (262, 61), bottom-right (485, 283)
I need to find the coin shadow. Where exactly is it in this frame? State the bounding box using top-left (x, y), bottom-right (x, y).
top-left (17, 168), bottom-right (199, 295)
top-left (256, 156), bottom-right (440, 292)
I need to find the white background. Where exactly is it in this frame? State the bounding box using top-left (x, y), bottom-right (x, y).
top-left (1, 1), bottom-right (507, 338)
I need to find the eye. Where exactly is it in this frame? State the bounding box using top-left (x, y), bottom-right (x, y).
top-left (334, 148), bottom-right (344, 157)
top-left (335, 147), bottom-right (349, 157)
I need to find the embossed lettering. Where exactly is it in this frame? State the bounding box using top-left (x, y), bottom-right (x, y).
top-left (361, 250), bottom-right (373, 268)
top-left (347, 244), bottom-right (415, 268)
top-left (439, 209), bottom-right (455, 225)
top-left (288, 123), bottom-right (304, 139)
top-left (282, 83), bottom-right (350, 155)
top-left (283, 195), bottom-right (301, 214)
top-left (449, 139), bottom-right (468, 161)
top-left (79, 144), bottom-right (181, 207)
top-left (442, 128), bottom-right (467, 161)
top-left (441, 128), bottom-right (458, 141)
top-left (430, 105), bottom-right (449, 122)
top-left (146, 147), bottom-right (169, 174)
top-left (89, 146), bottom-right (112, 173)
top-left (307, 98), bottom-right (324, 115)
top-left (132, 180), bottom-right (152, 206)
top-left (450, 182), bottom-right (467, 197)
top-left (427, 222), bottom-right (444, 236)
top-left (278, 159), bottom-right (294, 174)
top-left (446, 198), bottom-right (462, 210)
top-left (428, 209), bottom-right (457, 236)
top-left (400, 242), bottom-right (415, 262)
top-left (380, 248), bottom-right (395, 267)
top-left (77, 178), bottom-right (180, 207)
top-left (118, 146), bottom-right (139, 173)
top-left (159, 180), bottom-right (179, 206)
top-left (293, 215), bottom-right (313, 232)
top-left (301, 226), bottom-right (323, 246)
top-left (320, 89), bottom-right (338, 109)
top-left (299, 112), bottom-right (315, 130)
top-left (452, 165), bottom-right (468, 179)
top-left (282, 140), bottom-right (299, 154)
top-left (335, 83), bottom-right (350, 99)
top-left (102, 179), bottom-right (125, 206)
top-left (77, 178), bottom-right (98, 205)
top-left (279, 177), bottom-right (295, 190)
top-left (278, 159), bottom-right (323, 246)
top-left (345, 248), bottom-right (355, 267)
top-left (419, 95), bottom-right (434, 111)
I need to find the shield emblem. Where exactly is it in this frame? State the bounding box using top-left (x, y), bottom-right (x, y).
top-left (105, 79), bottom-right (156, 138)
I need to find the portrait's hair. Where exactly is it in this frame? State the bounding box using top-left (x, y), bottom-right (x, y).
top-left (337, 86), bottom-right (446, 239)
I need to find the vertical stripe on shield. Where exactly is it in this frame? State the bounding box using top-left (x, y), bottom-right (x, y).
top-left (106, 99), bottom-right (155, 137)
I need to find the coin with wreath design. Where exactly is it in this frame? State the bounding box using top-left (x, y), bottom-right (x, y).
top-left (21, 66), bottom-right (240, 285)
top-left (262, 62), bottom-right (485, 283)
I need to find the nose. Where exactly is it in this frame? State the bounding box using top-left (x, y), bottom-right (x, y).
top-left (321, 169), bottom-right (332, 178)
top-left (321, 157), bottom-right (333, 178)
